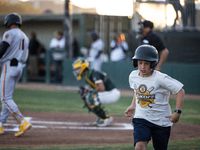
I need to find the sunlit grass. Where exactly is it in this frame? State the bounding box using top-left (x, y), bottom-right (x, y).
top-left (13, 88), bottom-right (200, 125)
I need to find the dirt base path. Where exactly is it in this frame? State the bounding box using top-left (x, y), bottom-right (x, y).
top-left (0, 111), bottom-right (200, 146)
top-left (0, 83), bottom-right (199, 146)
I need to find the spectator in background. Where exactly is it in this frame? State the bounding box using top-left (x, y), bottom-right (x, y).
top-left (185, 0), bottom-right (196, 27)
top-left (137, 20), bottom-right (169, 71)
top-left (72, 36), bottom-right (79, 58)
top-left (88, 31), bottom-right (104, 71)
top-left (49, 30), bottom-right (66, 83)
top-left (28, 31), bottom-right (42, 76)
top-left (110, 33), bottom-right (129, 62)
top-left (169, 0), bottom-right (187, 27)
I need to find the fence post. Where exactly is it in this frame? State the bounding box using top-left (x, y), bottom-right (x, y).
top-left (45, 49), bottom-right (51, 84)
top-left (21, 64), bottom-right (27, 83)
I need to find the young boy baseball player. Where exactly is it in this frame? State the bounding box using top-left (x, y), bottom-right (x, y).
top-left (125, 45), bottom-right (185, 150)
top-left (0, 13), bottom-right (32, 136)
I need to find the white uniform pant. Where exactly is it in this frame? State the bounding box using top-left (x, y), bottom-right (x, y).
top-left (98, 88), bottom-right (121, 104)
top-left (0, 61), bottom-right (23, 123)
top-left (89, 57), bottom-right (102, 71)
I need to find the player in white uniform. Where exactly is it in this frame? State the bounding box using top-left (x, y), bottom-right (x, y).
top-left (110, 33), bottom-right (129, 62)
top-left (0, 13), bottom-right (32, 136)
top-left (125, 45), bottom-right (185, 150)
top-left (49, 30), bottom-right (66, 83)
top-left (88, 31), bottom-right (104, 71)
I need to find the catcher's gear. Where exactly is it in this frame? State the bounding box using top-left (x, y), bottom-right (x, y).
top-left (92, 104), bottom-right (109, 119)
top-left (132, 45), bottom-right (158, 69)
top-left (4, 13), bottom-right (22, 28)
top-left (72, 57), bottom-right (89, 80)
top-left (86, 90), bottom-right (109, 119)
top-left (78, 86), bottom-right (92, 111)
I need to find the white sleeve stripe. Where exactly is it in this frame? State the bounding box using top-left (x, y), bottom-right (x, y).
top-left (95, 80), bottom-right (103, 84)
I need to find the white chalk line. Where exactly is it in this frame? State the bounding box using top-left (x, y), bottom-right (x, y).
top-left (4, 117), bottom-right (133, 132)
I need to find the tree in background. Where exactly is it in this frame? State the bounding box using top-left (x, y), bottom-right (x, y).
top-left (0, 1), bottom-right (41, 14)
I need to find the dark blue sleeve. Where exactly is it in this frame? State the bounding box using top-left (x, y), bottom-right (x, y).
top-left (0, 41), bottom-right (9, 58)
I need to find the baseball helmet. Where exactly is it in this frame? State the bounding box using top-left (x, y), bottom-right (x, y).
top-left (132, 45), bottom-right (158, 69)
top-left (72, 57), bottom-right (89, 80)
top-left (90, 31), bottom-right (98, 40)
top-left (4, 13), bottom-right (22, 28)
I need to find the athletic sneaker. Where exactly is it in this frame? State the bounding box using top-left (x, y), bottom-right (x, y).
top-left (0, 126), bottom-right (4, 135)
top-left (15, 120), bottom-right (32, 137)
top-left (93, 118), bottom-right (100, 125)
top-left (97, 116), bottom-right (113, 127)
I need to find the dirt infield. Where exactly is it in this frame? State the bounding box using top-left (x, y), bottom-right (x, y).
top-left (1, 111), bottom-right (200, 146)
top-left (0, 83), bottom-right (199, 146)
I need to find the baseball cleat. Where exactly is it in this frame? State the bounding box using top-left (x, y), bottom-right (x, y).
top-left (0, 126), bottom-right (4, 135)
top-left (15, 121), bottom-right (32, 137)
top-left (97, 116), bottom-right (113, 127)
top-left (93, 118), bottom-right (100, 125)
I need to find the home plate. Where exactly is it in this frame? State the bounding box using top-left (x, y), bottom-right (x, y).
top-left (3, 117), bottom-right (133, 132)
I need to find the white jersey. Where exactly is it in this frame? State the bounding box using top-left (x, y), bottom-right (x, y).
top-left (89, 39), bottom-right (104, 58)
top-left (110, 41), bottom-right (128, 62)
top-left (49, 37), bottom-right (66, 61)
top-left (1, 28), bottom-right (29, 63)
top-left (129, 70), bottom-right (183, 127)
top-left (89, 39), bottom-right (104, 70)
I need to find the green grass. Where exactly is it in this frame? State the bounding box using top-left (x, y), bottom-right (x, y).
top-left (1, 139), bottom-right (200, 150)
top-left (2, 88), bottom-right (198, 150)
top-left (13, 88), bottom-right (200, 124)
top-left (13, 88), bottom-right (133, 115)
top-left (169, 98), bottom-right (200, 124)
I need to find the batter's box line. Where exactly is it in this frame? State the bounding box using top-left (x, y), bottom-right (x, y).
top-left (5, 117), bottom-right (133, 131)
top-left (4, 123), bottom-right (133, 131)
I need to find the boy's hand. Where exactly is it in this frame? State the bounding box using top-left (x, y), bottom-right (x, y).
top-left (165, 113), bottom-right (181, 123)
top-left (124, 106), bottom-right (135, 121)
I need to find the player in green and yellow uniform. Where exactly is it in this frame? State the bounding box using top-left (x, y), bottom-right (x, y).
top-left (72, 57), bottom-right (120, 126)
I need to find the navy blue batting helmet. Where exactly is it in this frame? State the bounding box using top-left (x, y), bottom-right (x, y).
top-left (132, 45), bottom-right (158, 69)
top-left (90, 31), bottom-right (98, 39)
top-left (4, 13), bottom-right (22, 28)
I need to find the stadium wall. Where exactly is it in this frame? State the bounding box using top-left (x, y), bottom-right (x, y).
top-left (62, 59), bottom-right (200, 94)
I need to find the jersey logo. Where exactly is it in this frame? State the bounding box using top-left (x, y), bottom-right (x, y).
top-left (5, 34), bottom-right (9, 39)
top-left (135, 84), bottom-right (155, 108)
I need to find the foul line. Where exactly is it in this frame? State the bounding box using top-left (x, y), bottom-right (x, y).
top-left (4, 117), bottom-right (133, 132)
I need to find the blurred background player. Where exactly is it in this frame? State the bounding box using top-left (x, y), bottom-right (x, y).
top-left (88, 31), bottom-right (104, 71)
top-left (49, 30), bottom-right (66, 83)
top-left (110, 33), bottom-right (129, 62)
top-left (0, 13), bottom-right (32, 136)
top-left (137, 20), bottom-right (169, 71)
top-left (125, 45), bottom-right (184, 150)
top-left (28, 31), bottom-right (42, 76)
top-left (72, 57), bottom-right (120, 126)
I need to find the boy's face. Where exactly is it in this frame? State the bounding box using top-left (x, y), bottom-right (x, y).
top-left (138, 60), bottom-right (153, 77)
